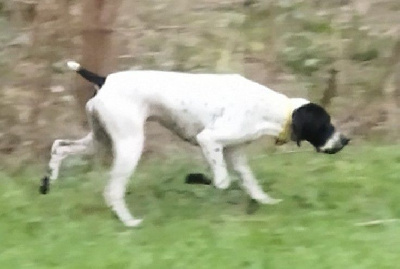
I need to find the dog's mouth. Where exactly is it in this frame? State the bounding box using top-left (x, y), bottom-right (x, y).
top-left (317, 134), bottom-right (350, 154)
top-left (318, 146), bottom-right (344, 154)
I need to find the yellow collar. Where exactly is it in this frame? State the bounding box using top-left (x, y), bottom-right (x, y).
top-left (275, 106), bottom-right (293, 145)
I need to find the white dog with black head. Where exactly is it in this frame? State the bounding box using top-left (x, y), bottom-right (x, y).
top-left (40, 61), bottom-right (349, 227)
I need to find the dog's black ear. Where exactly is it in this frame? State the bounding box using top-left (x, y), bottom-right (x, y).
top-left (296, 139), bottom-right (301, 147)
top-left (291, 103), bottom-right (335, 149)
top-left (291, 113), bottom-right (303, 147)
top-left (290, 124), bottom-right (301, 147)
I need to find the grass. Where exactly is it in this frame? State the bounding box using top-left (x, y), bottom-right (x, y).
top-left (1, 144), bottom-right (400, 268)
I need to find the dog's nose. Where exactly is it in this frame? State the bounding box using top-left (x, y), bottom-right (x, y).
top-left (340, 135), bottom-right (350, 146)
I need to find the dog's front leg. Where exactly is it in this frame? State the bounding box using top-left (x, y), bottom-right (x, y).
top-left (196, 130), bottom-right (231, 189)
top-left (224, 146), bottom-right (281, 204)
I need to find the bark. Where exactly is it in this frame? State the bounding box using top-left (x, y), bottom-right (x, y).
top-left (75, 0), bottom-right (122, 124)
top-left (320, 69), bottom-right (338, 108)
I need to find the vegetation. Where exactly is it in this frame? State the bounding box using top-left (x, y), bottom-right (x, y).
top-left (1, 0), bottom-right (400, 162)
top-left (1, 145), bottom-right (400, 268)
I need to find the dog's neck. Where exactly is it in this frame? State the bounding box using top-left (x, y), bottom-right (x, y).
top-left (275, 98), bottom-right (310, 145)
top-left (289, 98), bottom-right (310, 110)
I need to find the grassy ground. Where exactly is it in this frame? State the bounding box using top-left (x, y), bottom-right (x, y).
top-left (1, 144), bottom-right (400, 268)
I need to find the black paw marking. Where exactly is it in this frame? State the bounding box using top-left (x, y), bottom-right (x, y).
top-left (185, 173), bottom-right (212, 185)
top-left (39, 176), bottom-right (50, 194)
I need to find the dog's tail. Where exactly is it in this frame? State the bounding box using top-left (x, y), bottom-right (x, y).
top-left (67, 61), bottom-right (106, 88)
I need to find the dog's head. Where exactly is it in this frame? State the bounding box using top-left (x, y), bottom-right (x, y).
top-left (291, 103), bottom-right (349, 154)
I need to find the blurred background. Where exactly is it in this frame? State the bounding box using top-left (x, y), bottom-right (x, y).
top-left (1, 2), bottom-right (400, 267)
top-left (1, 0), bottom-right (399, 165)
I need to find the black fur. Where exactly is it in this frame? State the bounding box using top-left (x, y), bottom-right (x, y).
top-left (76, 67), bottom-right (106, 88)
top-left (185, 173), bottom-right (212, 185)
top-left (291, 103), bottom-right (335, 148)
top-left (39, 176), bottom-right (49, 194)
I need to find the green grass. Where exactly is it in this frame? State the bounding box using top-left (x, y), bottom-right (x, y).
top-left (1, 144), bottom-right (400, 268)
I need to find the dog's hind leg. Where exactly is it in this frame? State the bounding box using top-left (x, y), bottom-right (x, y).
top-left (94, 99), bottom-right (146, 227)
top-left (47, 132), bottom-right (94, 181)
top-left (224, 146), bottom-right (281, 204)
top-left (104, 134), bottom-right (144, 227)
top-left (40, 133), bottom-right (94, 194)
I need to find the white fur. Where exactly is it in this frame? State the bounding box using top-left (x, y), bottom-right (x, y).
top-left (48, 66), bottom-right (311, 227)
top-left (67, 61), bottom-right (80, 71)
top-left (319, 131), bottom-right (341, 152)
top-left (48, 133), bottom-right (94, 180)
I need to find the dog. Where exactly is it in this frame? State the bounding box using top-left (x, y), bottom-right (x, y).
top-left (40, 61), bottom-right (349, 227)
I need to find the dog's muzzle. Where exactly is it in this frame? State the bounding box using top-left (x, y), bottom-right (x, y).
top-left (318, 133), bottom-right (350, 154)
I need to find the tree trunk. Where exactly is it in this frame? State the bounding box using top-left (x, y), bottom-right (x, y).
top-left (5, 0), bottom-right (37, 28)
top-left (76, 0), bottom-right (122, 124)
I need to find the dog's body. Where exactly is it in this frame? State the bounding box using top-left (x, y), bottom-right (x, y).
top-left (91, 70), bottom-right (307, 145)
top-left (42, 61), bottom-right (349, 227)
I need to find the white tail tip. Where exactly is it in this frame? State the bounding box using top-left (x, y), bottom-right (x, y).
top-left (67, 60), bottom-right (80, 71)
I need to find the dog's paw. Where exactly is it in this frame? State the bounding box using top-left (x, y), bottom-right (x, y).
top-left (124, 218), bottom-right (143, 227)
top-left (39, 176), bottom-right (50, 194)
top-left (214, 178), bottom-right (231, 190)
top-left (256, 196), bottom-right (282, 205)
top-left (185, 173), bottom-right (212, 185)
